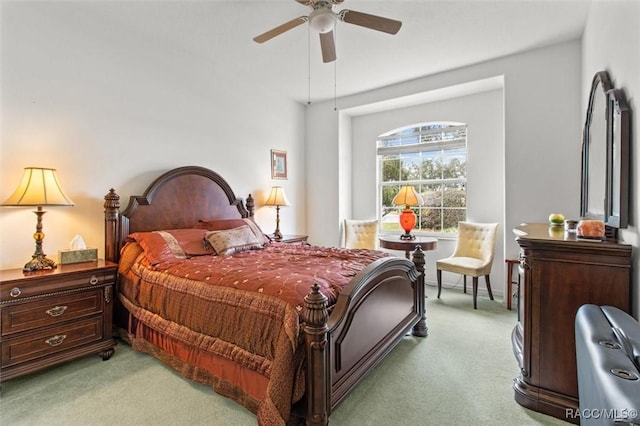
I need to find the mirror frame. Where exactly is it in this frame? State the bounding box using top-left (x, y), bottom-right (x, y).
top-left (605, 88), bottom-right (630, 228)
top-left (580, 70), bottom-right (630, 231)
top-left (581, 71), bottom-right (611, 222)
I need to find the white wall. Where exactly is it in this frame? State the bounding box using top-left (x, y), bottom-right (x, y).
top-left (0, 2), bottom-right (306, 269)
top-left (306, 40), bottom-right (582, 298)
top-left (305, 103), bottom-right (340, 243)
top-left (582, 0), bottom-right (640, 317)
top-left (338, 111), bottom-right (353, 246)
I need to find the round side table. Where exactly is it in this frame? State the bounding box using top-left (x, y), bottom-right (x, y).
top-left (378, 235), bottom-right (438, 259)
top-left (379, 235), bottom-right (437, 338)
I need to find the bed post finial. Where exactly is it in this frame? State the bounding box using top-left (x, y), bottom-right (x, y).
top-left (104, 189), bottom-right (120, 263)
top-left (303, 283), bottom-right (329, 426)
top-left (246, 194), bottom-right (254, 217)
top-left (411, 246), bottom-right (428, 337)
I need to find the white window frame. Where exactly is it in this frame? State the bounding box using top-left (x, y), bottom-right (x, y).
top-left (377, 122), bottom-right (468, 237)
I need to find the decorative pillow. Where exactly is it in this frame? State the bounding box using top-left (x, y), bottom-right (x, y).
top-left (205, 225), bottom-right (264, 256)
top-left (128, 228), bottom-right (213, 265)
top-left (119, 241), bottom-right (145, 274)
top-left (194, 218), bottom-right (270, 245)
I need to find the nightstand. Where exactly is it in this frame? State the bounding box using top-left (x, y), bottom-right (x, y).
top-left (276, 234), bottom-right (309, 244)
top-left (0, 260), bottom-right (117, 382)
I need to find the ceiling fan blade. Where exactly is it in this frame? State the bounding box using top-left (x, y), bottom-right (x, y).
top-left (319, 31), bottom-right (336, 63)
top-left (253, 16), bottom-right (307, 43)
top-left (340, 10), bottom-right (402, 35)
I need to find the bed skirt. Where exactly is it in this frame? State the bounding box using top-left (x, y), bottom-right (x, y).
top-left (118, 298), bottom-right (306, 426)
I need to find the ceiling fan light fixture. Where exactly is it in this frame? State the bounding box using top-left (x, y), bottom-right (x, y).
top-left (309, 8), bottom-right (336, 33)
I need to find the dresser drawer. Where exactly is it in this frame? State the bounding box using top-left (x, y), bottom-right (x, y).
top-left (1, 289), bottom-right (103, 336)
top-left (1, 316), bottom-right (103, 367)
top-left (1, 269), bottom-right (114, 302)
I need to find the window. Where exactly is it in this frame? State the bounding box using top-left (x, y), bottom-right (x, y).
top-left (377, 122), bottom-right (467, 235)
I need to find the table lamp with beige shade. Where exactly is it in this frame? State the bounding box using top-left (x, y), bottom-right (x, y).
top-left (264, 186), bottom-right (290, 241)
top-left (391, 185), bottom-right (423, 240)
top-left (2, 167), bottom-right (74, 271)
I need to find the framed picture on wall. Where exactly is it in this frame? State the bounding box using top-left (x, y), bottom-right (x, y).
top-left (271, 150), bottom-right (287, 179)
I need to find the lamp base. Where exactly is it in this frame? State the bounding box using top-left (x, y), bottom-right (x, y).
top-left (23, 207), bottom-right (56, 272)
top-left (24, 254), bottom-right (56, 272)
top-left (399, 208), bottom-right (417, 241)
top-left (272, 204), bottom-right (283, 241)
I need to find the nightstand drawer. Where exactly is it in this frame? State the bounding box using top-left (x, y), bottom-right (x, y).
top-left (0, 269), bottom-right (114, 302)
top-left (1, 316), bottom-right (103, 367)
top-left (1, 289), bottom-right (103, 336)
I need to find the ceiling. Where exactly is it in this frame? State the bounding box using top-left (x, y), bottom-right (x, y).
top-left (79, 0), bottom-right (593, 104)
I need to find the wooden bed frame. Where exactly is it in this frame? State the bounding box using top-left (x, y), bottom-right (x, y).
top-left (104, 166), bottom-right (427, 425)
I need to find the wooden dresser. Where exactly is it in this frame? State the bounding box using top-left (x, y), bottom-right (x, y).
top-left (0, 260), bottom-right (117, 382)
top-left (511, 223), bottom-right (632, 423)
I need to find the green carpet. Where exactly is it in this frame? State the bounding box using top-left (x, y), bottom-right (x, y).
top-left (0, 285), bottom-right (568, 425)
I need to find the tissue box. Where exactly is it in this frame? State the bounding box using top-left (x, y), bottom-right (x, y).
top-left (58, 248), bottom-right (98, 265)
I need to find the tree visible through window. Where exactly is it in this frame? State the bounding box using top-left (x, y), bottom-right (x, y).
top-left (377, 122), bottom-right (467, 234)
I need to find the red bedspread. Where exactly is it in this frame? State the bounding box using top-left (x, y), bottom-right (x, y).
top-left (149, 242), bottom-right (388, 309)
top-left (117, 241), bottom-right (388, 425)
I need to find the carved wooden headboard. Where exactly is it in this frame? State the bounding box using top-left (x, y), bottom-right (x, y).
top-left (104, 166), bottom-right (254, 263)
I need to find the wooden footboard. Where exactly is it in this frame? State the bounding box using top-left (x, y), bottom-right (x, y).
top-left (304, 254), bottom-right (425, 425)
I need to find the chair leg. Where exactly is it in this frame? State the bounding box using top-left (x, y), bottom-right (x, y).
top-left (485, 275), bottom-right (494, 300)
top-left (463, 275), bottom-right (467, 293)
top-left (437, 269), bottom-right (442, 298)
top-left (472, 276), bottom-right (478, 309)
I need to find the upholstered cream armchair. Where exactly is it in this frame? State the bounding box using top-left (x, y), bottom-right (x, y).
top-left (436, 221), bottom-right (499, 309)
top-left (343, 219), bottom-right (378, 249)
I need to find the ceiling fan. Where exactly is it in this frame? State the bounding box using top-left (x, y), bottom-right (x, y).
top-left (253, 0), bottom-right (402, 63)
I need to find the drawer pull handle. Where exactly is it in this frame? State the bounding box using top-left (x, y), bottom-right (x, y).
top-left (46, 306), bottom-right (68, 317)
top-left (89, 276), bottom-right (99, 285)
top-left (9, 287), bottom-right (21, 298)
top-left (45, 335), bottom-right (67, 347)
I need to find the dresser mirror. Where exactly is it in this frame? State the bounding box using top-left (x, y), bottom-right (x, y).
top-left (580, 70), bottom-right (630, 230)
top-left (606, 88), bottom-right (629, 228)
